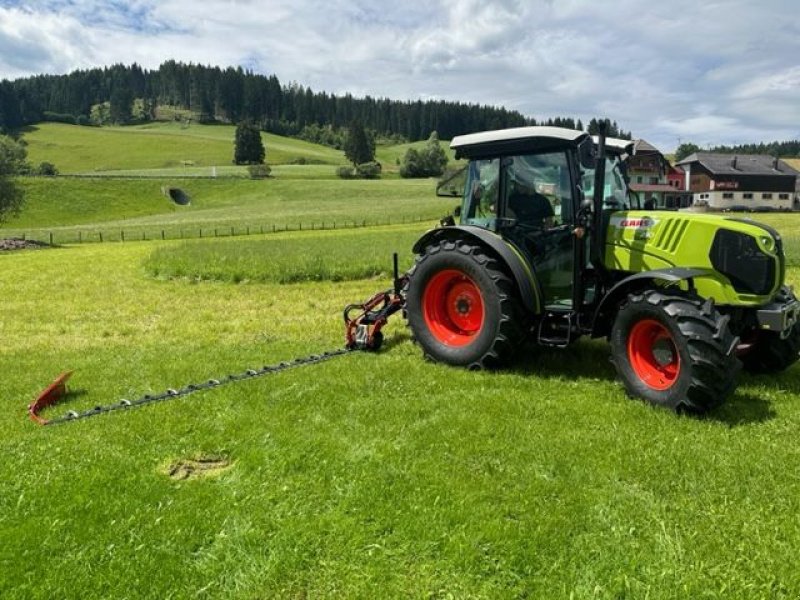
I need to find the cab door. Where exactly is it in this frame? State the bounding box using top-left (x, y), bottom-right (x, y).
top-left (499, 151), bottom-right (577, 308)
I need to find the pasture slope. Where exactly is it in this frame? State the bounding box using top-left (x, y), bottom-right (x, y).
top-left (2, 122), bottom-right (800, 598)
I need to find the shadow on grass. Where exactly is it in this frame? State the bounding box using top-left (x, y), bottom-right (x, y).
top-left (510, 339), bottom-right (617, 381)
top-left (506, 339), bottom-right (777, 427)
top-left (705, 393), bottom-right (776, 427)
top-left (381, 330), bottom-right (412, 351)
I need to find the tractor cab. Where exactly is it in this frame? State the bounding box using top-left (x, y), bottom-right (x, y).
top-left (451, 127), bottom-right (634, 314)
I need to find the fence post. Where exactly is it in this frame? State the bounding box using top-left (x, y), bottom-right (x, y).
top-left (99, 232), bottom-right (103, 243)
top-left (121, 230), bottom-right (125, 242)
top-left (49, 232), bottom-right (53, 245)
top-left (21, 233), bottom-right (25, 241)
top-left (78, 231), bottom-right (82, 243)
top-left (214, 228), bottom-right (218, 237)
top-left (161, 230), bottom-right (165, 240)
top-left (230, 226), bottom-right (234, 236)
top-left (272, 224), bottom-right (276, 233)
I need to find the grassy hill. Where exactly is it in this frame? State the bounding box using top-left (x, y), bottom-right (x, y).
top-left (22, 121), bottom-right (459, 177)
top-left (22, 122), bottom-right (349, 173)
top-left (2, 122), bottom-right (456, 241)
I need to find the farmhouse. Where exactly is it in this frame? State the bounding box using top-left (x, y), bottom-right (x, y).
top-left (676, 152), bottom-right (799, 211)
top-left (627, 139), bottom-right (691, 209)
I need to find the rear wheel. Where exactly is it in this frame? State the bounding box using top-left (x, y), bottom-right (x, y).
top-left (610, 290), bottom-right (740, 412)
top-left (405, 239), bottom-right (525, 369)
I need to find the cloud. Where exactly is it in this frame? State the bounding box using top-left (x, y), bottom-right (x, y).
top-left (0, 0), bottom-right (799, 150)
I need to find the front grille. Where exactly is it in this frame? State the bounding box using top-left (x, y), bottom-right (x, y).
top-left (709, 229), bottom-right (775, 296)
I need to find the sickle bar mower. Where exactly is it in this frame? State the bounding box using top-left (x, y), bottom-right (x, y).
top-left (29, 371), bottom-right (73, 425)
top-left (344, 253), bottom-right (407, 351)
top-left (29, 255), bottom-right (409, 425)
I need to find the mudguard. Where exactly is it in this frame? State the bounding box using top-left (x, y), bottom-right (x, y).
top-left (592, 267), bottom-right (713, 337)
top-left (412, 225), bottom-right (542, 313)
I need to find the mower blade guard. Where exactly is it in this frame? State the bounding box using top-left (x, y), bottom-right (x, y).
top-left (29, 371), bottom-right (73, 425)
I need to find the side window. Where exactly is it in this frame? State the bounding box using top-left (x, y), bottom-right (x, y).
top-left (462, 159), bottom-right (499, 227)
top-left (504, 152), bottom-right (571, 227)
top-left (582, 155), bottom-right (632, 210)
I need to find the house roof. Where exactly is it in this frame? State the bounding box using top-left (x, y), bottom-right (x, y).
top-left (676, 152), bottom-right (799, 176)
top-left (633, 139), bottom-right (660, 154)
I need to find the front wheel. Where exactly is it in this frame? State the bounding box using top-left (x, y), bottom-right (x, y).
top-left (405, 239), bottom-right (525, 369)
top-left (610, 291), bottom-right (740, 412)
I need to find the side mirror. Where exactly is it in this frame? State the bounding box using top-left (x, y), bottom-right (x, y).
top-left (578, 139), bottom-right (596, 170)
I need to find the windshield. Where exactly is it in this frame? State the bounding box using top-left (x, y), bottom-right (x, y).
top-left (583, 155), bottom-right (637, 210)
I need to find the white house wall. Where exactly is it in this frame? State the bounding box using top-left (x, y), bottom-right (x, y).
top-left (693, 191), bottom-right (794, 210)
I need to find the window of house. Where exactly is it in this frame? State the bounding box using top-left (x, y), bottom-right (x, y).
top-left (650, 177), bottom-right (659, 185)
top-left (779, 193), bottom-right (790, 200)
top-left (637, 176), bottom-right (643, 184)
top-left (743, 193), bottom-right (753, 199)
top-left (722, 192), bottom-right (734, 199)
top-left (762, 193), bottom-right (773, 199)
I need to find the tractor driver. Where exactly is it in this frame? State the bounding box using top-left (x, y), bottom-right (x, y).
top-left (507, 178), bottom-right (554, 229)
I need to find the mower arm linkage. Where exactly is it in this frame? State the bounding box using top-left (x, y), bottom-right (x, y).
top-left (344, 253), bottom-right (407, 350)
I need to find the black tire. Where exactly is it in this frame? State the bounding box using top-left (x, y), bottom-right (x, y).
top-left (741, 323), bottom-right (800, 373)
top-left (610, 290), bottom-right (740, 412)
top-left (405, 239), bottom-right (525, 369)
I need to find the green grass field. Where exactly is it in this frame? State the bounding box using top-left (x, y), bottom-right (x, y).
top-left (4, 221), bottom-right (800, 598)
top-left (22, 122), bottom-right (348, 173)
top-left (4, 121), bottom-right (800, 598)
top-left (0, 176), bottom-right (452, 243)
top-left (21, 122), bottom-right (458, 178)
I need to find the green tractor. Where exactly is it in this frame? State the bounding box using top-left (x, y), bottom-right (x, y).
top-left (402, 125), bottom-right (800, 412)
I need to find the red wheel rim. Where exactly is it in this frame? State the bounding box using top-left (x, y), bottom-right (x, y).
top-left (422, 269), bottom-right (485, 347)
top-left (627, 319), bottom-right (680, 390)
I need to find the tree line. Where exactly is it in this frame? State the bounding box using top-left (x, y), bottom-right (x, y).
top-left (675, 140), bottom-right (800, 162)
top-left (0, 61), bottom-right (633, 143)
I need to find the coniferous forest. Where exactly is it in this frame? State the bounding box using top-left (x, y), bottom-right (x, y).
top-left (0, 61), bottom-right (633, 142)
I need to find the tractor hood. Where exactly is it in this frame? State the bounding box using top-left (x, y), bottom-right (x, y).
top-left (604, 211), bottom-right (783, 305)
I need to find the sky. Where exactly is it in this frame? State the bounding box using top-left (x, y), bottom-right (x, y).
top-left (0, 0), bottom-right (799, 151)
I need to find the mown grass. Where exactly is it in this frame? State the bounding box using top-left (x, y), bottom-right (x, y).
top-left (3, 226), bottom-right (800, 598)
top-left (144, 227), bottom-right (421, 284)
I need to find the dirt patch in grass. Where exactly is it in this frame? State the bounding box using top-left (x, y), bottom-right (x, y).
top-left (0, 238), bottom-right (51, 251)
top-left (163, 455), bottom-right (233, 480)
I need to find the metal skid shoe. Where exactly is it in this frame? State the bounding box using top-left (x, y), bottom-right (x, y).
top-left (344, 253), bottom-right (407, 351)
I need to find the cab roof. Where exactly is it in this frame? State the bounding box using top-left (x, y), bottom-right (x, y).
top-left (450, 125), bottom-right (635, 159)
top-left (451, 126), bottom-right (588, 159)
